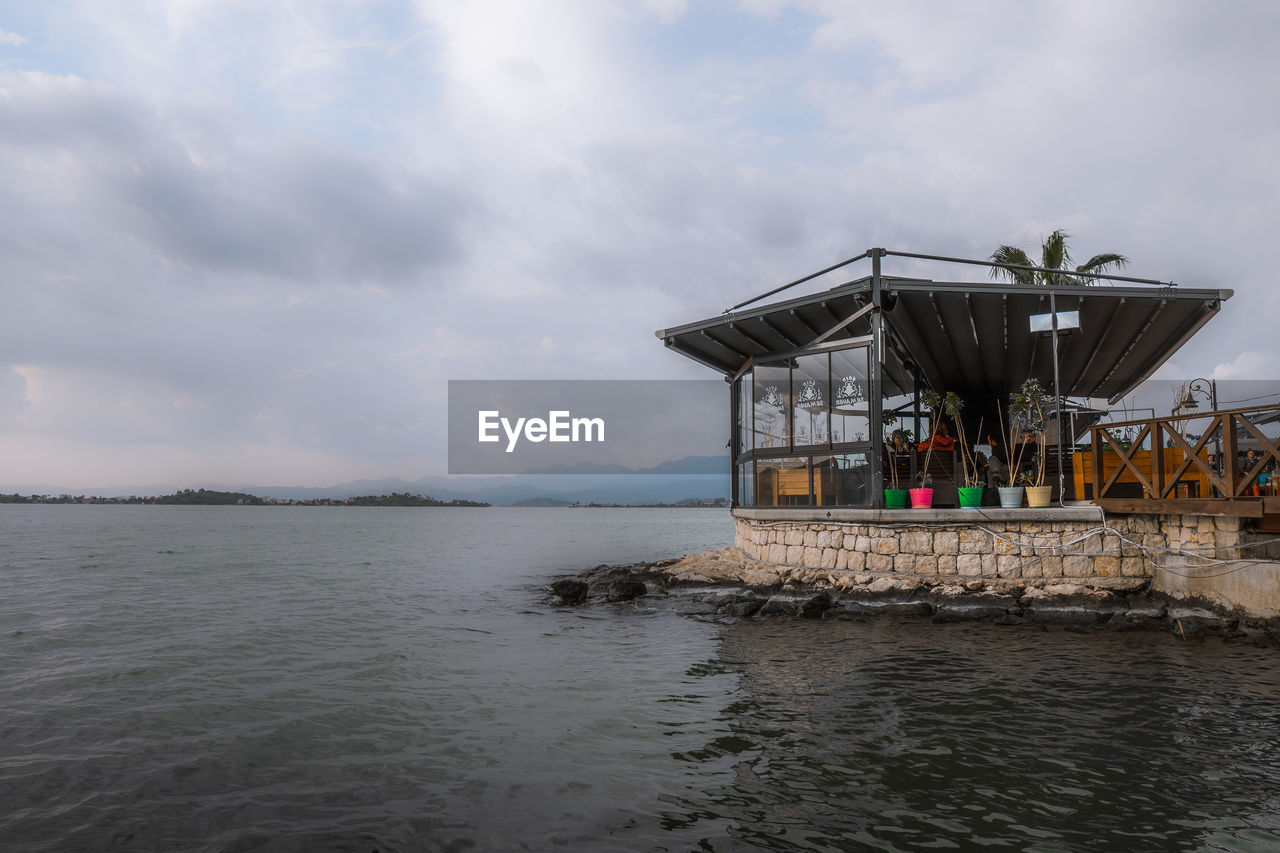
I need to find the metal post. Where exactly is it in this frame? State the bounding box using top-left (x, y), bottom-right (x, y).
top-left (869, 248), bottom-right (885, 507)
top-left (729, 378), bottom-right (738, 507)
top-left (1051, 293), bottom-right (1065, 506)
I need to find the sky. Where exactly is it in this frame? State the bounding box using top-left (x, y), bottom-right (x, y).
top-left (2, 0), bottom-right (1278, 489)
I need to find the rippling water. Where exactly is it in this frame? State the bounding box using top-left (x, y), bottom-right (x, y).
top-left (3, 506), bottom-right (1279, 851)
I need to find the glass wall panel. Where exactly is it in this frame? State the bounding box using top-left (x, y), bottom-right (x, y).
top-left (831, 347), bottom-right (870, 445)
top-left (753, 364), bottom-right (790, 450)
top-left (754, 456), bottom-right (811, 507)
top-left (791, 353), bottom-right (830, 447)
top-left (811, 453), bottom-right (872, 506)
top-left (737, 373), bottom-right (753, 455)
top-left (737, 461), bottom-right (754, 507)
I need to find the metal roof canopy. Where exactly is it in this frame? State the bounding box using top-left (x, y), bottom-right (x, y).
top-left (656, 257), bottom-right (1231, 404)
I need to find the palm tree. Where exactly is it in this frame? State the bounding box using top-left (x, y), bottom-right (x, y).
top-left (989, 229), bottom-right (1129, 286)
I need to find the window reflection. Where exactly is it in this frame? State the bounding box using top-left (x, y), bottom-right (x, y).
top-left (831, 347), bottom-right (870, 445)
top-left (792, 353), bottom-right (829, 447)
top-left (737, 462), bottom-right (754, 507)
top-left (753, 364), bottom-right (789, 450)
top-left (755, 457), bottom-right (811, 507)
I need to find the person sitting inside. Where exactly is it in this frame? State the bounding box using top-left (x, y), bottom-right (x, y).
top-left (984, 435), bottom-right (1010, 488)
top-left (918, 421), bottom-right (955, 452)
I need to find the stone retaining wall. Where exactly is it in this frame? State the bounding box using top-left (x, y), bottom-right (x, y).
top-left (732, 508), bottom-right (1247, 591)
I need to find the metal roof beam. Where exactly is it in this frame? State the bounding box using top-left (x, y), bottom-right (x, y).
top-left (757, 316), bottom-right (801, 349)
top-left (728, 322), bottom-right (771, 353)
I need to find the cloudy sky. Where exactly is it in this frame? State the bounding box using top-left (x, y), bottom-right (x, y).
top-left (2, 1), bottom-right (1277, 488)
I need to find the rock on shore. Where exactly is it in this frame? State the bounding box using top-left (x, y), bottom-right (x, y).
top-left (547, 547), bottom-right (1280, 644)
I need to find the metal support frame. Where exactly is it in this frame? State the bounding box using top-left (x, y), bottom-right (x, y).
top-left (869, 248), bottom-right (886, 507)
top-left (1050, 293), bottom-right (1065, 506)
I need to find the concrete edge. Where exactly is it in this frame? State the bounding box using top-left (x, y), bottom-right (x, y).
top-left (732, 506), bottom-right (1106, 524)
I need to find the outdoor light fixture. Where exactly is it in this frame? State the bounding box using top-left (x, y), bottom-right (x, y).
top-left (1028, 310), bottom-right (1080, 333)
top-left (1183, 377), bottom-right (1218, 411)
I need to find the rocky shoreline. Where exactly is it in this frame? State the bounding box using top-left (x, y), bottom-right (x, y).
top-left (550, 547), bottom-right (1280, 645)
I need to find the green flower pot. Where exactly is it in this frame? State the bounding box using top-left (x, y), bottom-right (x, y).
top-left (958, 486), bottom-right (984, 508)
top-left (884, 488), bottom-right (908, 509)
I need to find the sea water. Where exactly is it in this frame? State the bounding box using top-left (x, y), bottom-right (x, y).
top-left (2, 505), bottom-right (1279, 851)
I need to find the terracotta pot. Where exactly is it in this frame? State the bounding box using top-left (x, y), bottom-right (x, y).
top-left (1026, 485), bottom-right (1052, 507)
top-left (909, 487), bottom-right (933, 508)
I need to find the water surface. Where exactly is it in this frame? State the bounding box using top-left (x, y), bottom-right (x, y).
top-left (2, 505), bottom-right (1278, 851)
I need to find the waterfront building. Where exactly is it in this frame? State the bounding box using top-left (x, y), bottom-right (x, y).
top-left (657, 249), bottom-right (1280, 616)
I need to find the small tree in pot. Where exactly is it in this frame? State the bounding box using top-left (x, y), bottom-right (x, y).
top-left (882, 412), bottom-right (912, 508)
top-left (941, 392), bottom-right (984, 508)
top-left (1011, 378), bottom-right (1050, 506)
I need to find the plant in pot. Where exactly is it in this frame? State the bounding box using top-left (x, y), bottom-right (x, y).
top-left (942, 392), bottom-right (985, 508)
top-left (911, 390), bottom-right (944, 508)
top-left (883, 413), bottom-right (912, 509)
top-left (995, 399), bottom-right (1027, 507)
top-left (1012, 378), bottom-right (1051, 507)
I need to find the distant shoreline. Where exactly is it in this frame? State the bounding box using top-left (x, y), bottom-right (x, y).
top-left (0, 490), bottom-right (489, 507)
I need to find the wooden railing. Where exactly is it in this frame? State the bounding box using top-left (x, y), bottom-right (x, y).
top-left (1084, 403), bottom-right (1280, 515)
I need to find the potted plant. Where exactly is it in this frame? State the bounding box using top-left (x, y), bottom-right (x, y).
top-left (942, 392), bottom-right (985, 508)
top-left (911, 390), bottom-right (944, 508)
top-left (995, 399), bottom-right (1025, 507)
top-left (1012, 378), bottom-right (1051, 507)
top-left (883, 412), bottom-right (911, 509)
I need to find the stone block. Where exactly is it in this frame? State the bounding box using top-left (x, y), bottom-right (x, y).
top-left (1039, 556), bottom-right (1063, 578)
top-left (803, 530), bottom-right (818, 547)
top-left (993, 536), bottom-right (1019, 556)
top-left (867, 553), bottom-right (894, 572)
top-left (914, 554), bottom-right (938, 574)
top-left (816, 530), bottom-right (832, 549)
top-left (846, 550), bottom-right (866, 571)
top-left (998, 554), bottom-right (1023, 577)
top-left (894, 554), bottom-right (917, 573)
top-left (784, 529), bottom-right (803, 546)
top-left (957, 554), bottom-right (984, 576)
top-left (787, 545), bottom-right (804, 564)
top-left (820, 547), bottom-right (838, 569)
top-left (899, 530), bottom-right (931, 555)
top-left (959, 529), bottom-right (989, 554)
top-left (843, 534), bottom-right (860, 550)
top-left (855, 535), bottom-right (872, 552)
top-left (1063, 555), bottom-right (1091, 577)
top-left (1121, 556), bottom-right (1147, 577)
top-left (1094, 556), bottom-right (1120, 577)
top-left (934, 531), bottom-right (959, 555)
top-left (937, 555), bottom-right (958, 574)
top-left (767, 543), bottom-right (787, 564)
top-left (802, 546), bottom-right (822, 565)
top-left (871, 537), bottom-right (900, 556)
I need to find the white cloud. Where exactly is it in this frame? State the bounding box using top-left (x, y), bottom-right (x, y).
top-left (1, 1), bottom-right (1278, 487)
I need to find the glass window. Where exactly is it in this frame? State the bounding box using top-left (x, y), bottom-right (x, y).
top-left (755, 456), bottom-right (811, 507)
top-left (737, 373), bottom-right (752, 455)
top-left (791, 353), bottom-right (829, 447)
top-left (753, 364), bottom-right (789, 450)
top-left (737, 461), bottom-right (754, 507)
top-left (830, 453), bottom-right (872, 506)
top-left (831, 347), bottom-right (870, 445)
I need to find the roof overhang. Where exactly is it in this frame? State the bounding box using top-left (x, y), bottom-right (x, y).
top-left (657, 277), bottom-right (1232, 403)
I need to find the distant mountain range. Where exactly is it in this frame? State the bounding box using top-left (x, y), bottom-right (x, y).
top-left (2, 456), bottom-right (731, 507)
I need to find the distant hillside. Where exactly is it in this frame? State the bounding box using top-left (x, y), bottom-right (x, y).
top-left (511, 497), bottom-right (573, 507)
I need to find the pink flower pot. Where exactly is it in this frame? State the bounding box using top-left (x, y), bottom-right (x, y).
top-left (909, 487), bottom-right (934, 508)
